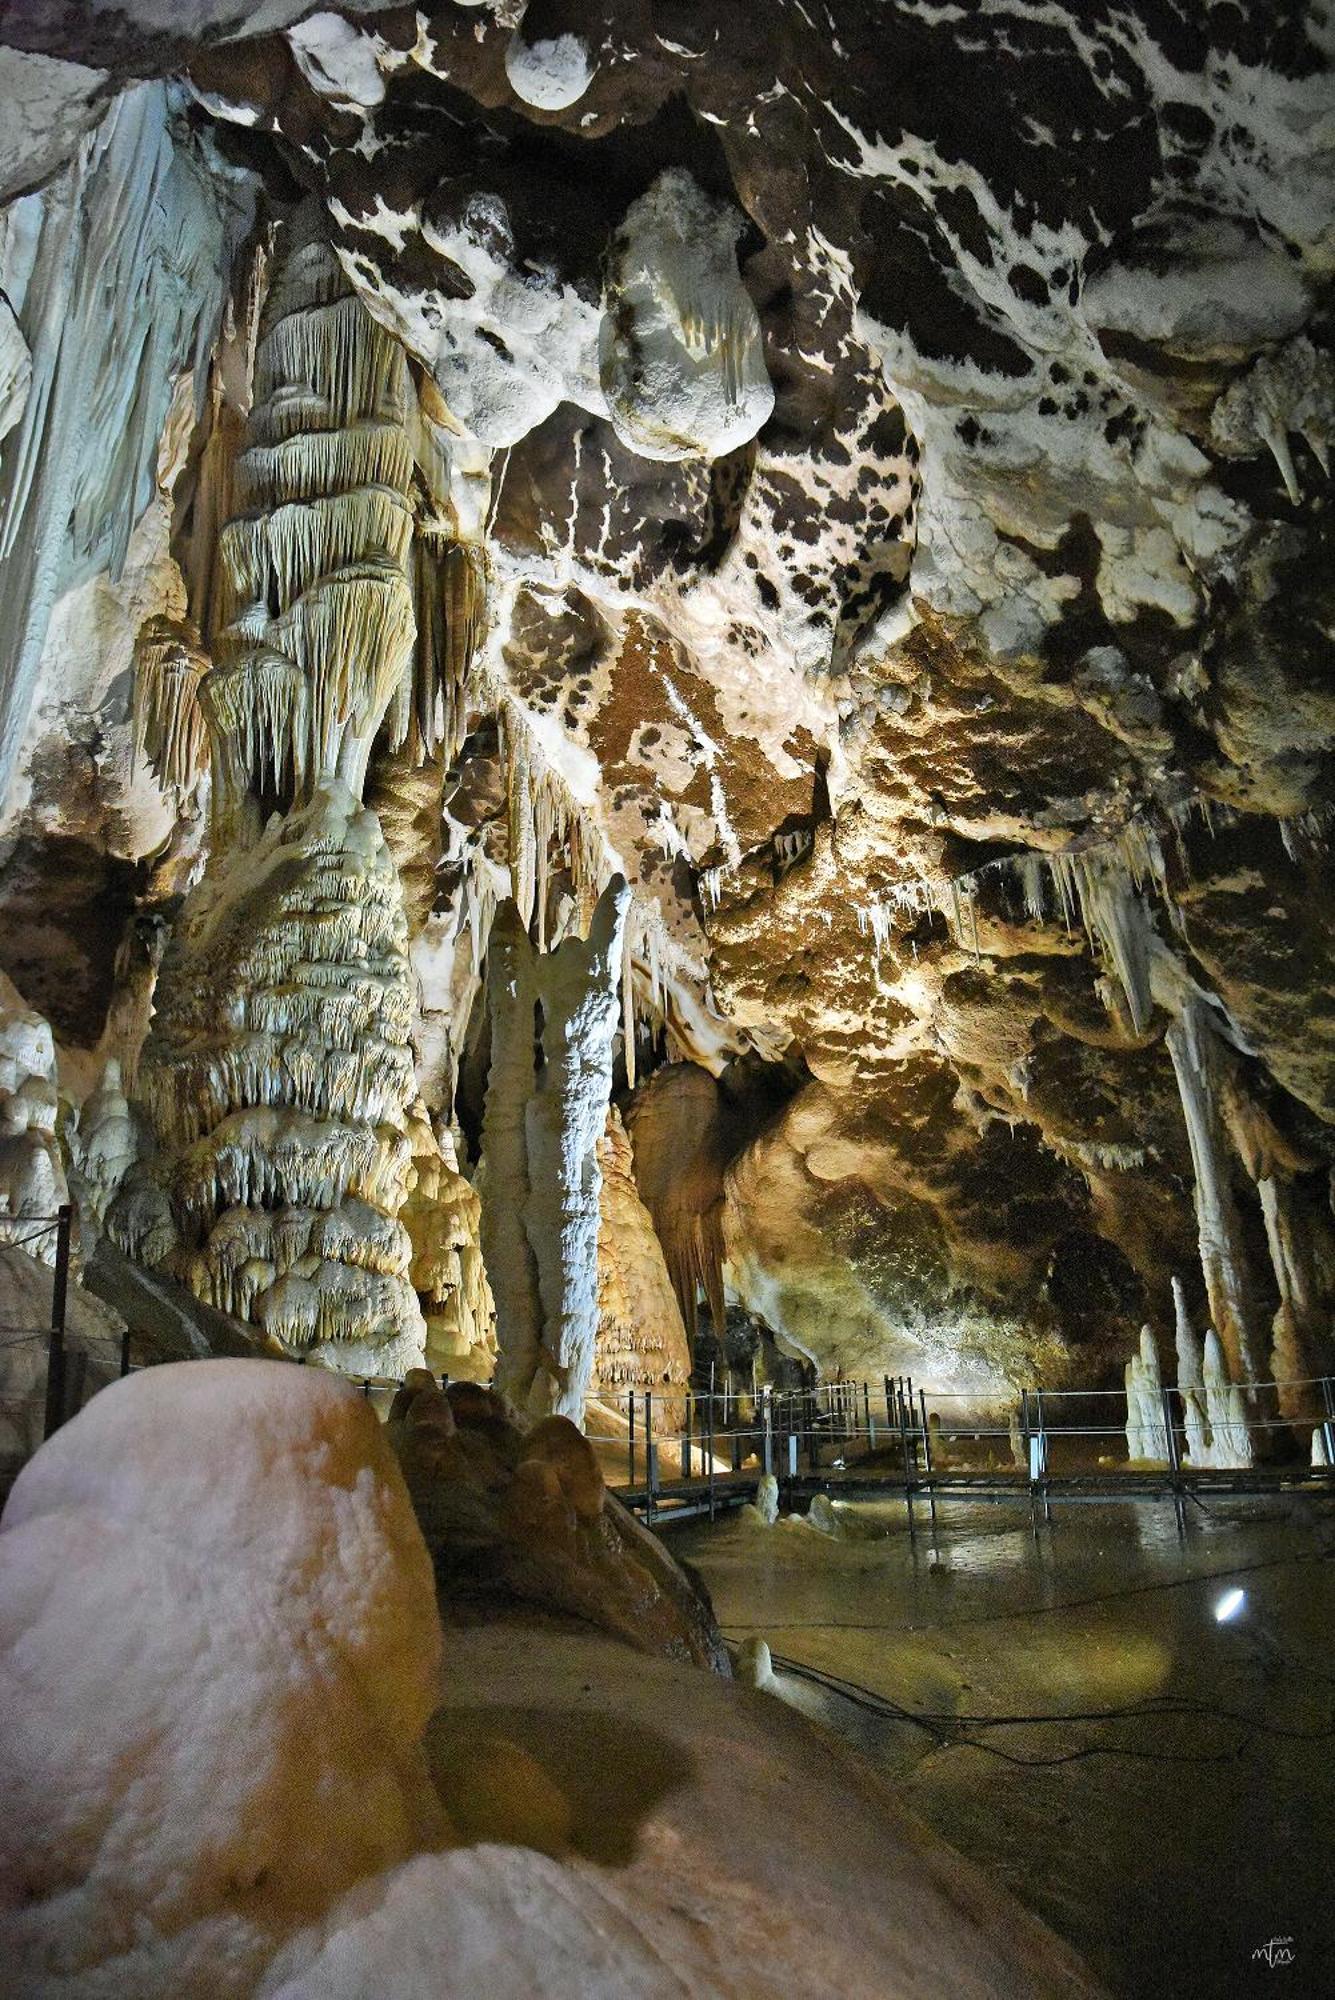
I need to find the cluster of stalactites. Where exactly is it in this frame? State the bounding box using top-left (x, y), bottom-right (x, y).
top-left (131, 616), bottom-right (209, 804)
top-left (497, 697), bottom-right (607, 948)
top-left (411, 532), bottom-right (485, 767)
top-left (494, 693), bottom-right (675, 1086)
top-left (208, 227), bottom-right (416, 826)
top-left (846, 792), bottom-right (1316, 1040)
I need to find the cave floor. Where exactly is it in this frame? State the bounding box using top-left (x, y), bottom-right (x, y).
top-left (675, 1492), bottom-right (1335, 2000)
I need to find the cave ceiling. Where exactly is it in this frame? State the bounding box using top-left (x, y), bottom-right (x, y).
top-left (0, 0), bottom-right (1332, 1392)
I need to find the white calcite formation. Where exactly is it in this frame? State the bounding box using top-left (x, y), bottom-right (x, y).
top-left (66, 1056), bottom-right (135, 1226)
top-left (481, 877), bottom-right (630, 1423)
top-left (1172, 1276), bottom-right (1211, 1468)
top-left (1172, 1280), bottom-right (1254, 1472)
top-left (504, 25), bottom-right (593, 112)
top-left (599, 169), bottom-right (773, 463)
top-left (0, 290), bottom-right (29, 445)
top-left (1211, 335), bottom-right (1333, 505)
top-left (1124, 1325), bottom-right (1169, 1465)
top-left (1164, 999), bottom-right (1262, 1390)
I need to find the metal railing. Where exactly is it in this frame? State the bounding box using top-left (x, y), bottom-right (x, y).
top-left (596, 1369), bottom-right (1335, 1528)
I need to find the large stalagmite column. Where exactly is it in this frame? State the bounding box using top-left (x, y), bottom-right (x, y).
top-left (112, 215), bottom-right (430, 1373)
top-left (480, 877), bottom-right (630, 1424)
top-left (1256, 1176), bottom-right (1324, 1422)
top-left (1164, 999), bottom-right (1262, 1388)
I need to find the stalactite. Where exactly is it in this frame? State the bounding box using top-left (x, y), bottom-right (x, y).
top-left (1256, 1176), bottom-right (1325, 1423)
top-left (624, 1062), bottom-right (731, 1345)
top-left (499, 705), bottom-right (538, 928)
top-left (210, 213), bottom-right (416, 823)
top-left (478, 903), bottom-right (543, 1393)
top-left (1165, 999), bottom-right (1263, 1389)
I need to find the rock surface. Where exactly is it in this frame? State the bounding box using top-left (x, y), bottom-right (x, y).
top-left (0, 1356), bottom-right (1106, 2000)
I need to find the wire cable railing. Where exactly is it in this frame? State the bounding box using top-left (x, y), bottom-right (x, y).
top-left (593, 1369), bottom-right (1335, 1528)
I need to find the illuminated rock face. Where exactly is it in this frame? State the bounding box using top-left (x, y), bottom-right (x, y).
top-left (1, 5), bottom-right (1334, 1402)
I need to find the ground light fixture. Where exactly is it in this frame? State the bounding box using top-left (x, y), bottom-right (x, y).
top-left (1213, 1586), bottom-right (1247, 1623)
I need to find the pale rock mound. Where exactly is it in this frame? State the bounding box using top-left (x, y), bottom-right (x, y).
top-left (0, 1359), bottom-right (444, 1996)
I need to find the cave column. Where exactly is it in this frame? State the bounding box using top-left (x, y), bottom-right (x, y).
top-left (482, 877), bottom-right (630, 1425)
top-left (1256, 1175), bottom-right (1324, 1423)
top-left (1164, 999), bottom-right (1263, 1388)
top-left (480, 905), bottom-right (543, 1406)
top-left (523, 876), bottom-right (631, 1423)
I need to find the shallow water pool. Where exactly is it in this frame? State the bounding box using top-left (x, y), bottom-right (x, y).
top-left (675, 1491), bottom-right (1335, 1999)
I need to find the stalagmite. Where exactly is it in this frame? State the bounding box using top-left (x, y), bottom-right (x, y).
top-left (1202, 1328), bottom-right (1254, 1470)
top-left (1124, 1325), bottom-right (1169, 1464)
top-left (478, 903), bottom-right (543, 1394)
top-left (1256, 1175), bottom-right (1325, 1422)
top-left (1172, 1276), bottom-right (1211, 1466)
top-left (592, 1106), bottom-right (692, 1428)
top-left (67, 1058), bottom-right (136, 1226)
top-left (1165, 999), bottom-right (1262, 1389)
top-left (401, 1102), bottom-right (496, 1381)
top-left (480, 877), bottom-right (631, 1424)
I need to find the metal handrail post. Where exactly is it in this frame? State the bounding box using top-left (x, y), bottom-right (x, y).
top-left (42, 1204), bottom-right (73, 1440)
top-left (1161, 1383), bottom-right (1186, 1538)
top-left (706, 1384), bottom-right (717, 1520)
top-left (646, 1391), bottom-right (657, 1523)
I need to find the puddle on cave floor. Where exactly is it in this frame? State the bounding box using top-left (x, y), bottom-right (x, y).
top-left (674, 1492), bottom-right (1335, 2000)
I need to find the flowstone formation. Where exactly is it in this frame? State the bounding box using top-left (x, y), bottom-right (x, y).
top-left (0, 4), bottom-right (1333, 1423)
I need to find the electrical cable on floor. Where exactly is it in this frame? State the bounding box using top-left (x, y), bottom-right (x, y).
top-left (739, 1645), bottom-right (1335, 1769)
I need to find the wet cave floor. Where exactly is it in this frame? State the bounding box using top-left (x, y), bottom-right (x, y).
top-left (673, 1493), bottom-right (1335, 2000)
